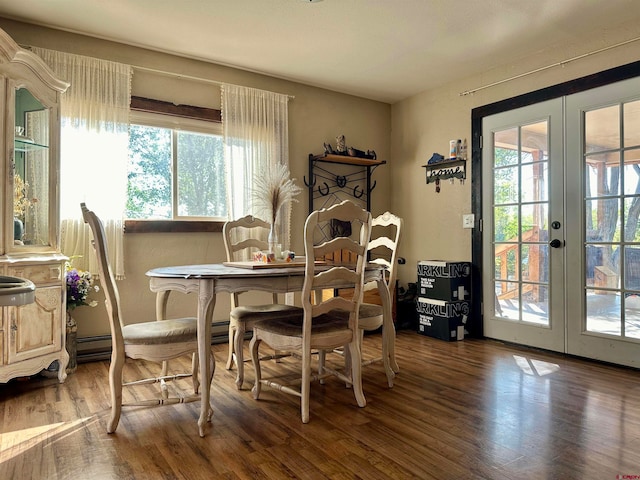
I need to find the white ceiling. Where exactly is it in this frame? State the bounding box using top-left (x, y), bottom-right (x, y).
top-left (1, 0), bottom-right (639, 103)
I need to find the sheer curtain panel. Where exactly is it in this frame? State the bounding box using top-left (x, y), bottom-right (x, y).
top-left (222, 84), bottom-right (292, 251)
top-left (33, 48), bottom-right (131, 278)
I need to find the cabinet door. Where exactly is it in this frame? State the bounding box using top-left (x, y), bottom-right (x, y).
top-left (8, 286), bottom-right (62, 363)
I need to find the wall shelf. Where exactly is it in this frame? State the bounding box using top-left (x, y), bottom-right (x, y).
top-left (422, 158), bottom-right (466, 184)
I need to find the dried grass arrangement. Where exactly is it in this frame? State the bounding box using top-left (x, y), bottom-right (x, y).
top-left (253, 163), bottom-right (302, 248)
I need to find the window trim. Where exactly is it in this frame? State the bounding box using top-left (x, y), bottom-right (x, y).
top-left (126, 97), bottom-right (226, 233)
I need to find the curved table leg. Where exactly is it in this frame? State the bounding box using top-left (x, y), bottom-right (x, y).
top-left (197, 279), bottom-right (216, 437)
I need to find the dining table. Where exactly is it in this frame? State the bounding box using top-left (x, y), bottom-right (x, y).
top-left (146, 260), bottom-right (395, 437)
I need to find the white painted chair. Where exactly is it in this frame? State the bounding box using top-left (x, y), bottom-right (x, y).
top-left (223, 215), bottom-right (301, 389)
top-left (81, 203), bottom-right (214, 434)
top-left (249, 200), bottom-right (371, 423)
top-left (319, 211), bottom-right (402, 387)
top-left (357, 211), bottom-right (402, 384)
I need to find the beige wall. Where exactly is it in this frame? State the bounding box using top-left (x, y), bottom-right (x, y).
top-left (390, 19), bottom-right (640, 294)
top-left (2, 17), bottom-right (639, 341)
top-left (0, 18), bottom-right (391, 339)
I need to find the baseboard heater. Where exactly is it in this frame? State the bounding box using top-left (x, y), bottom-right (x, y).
top-left (77, 321), bottom-right (231, 363)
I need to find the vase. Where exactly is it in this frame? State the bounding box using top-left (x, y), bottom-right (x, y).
top-left (65, 311), bottom-right (78, 374)
top-left (13, 217), bottom-right (23, 242)
top-left (268, 222), bottom-right (278, 254)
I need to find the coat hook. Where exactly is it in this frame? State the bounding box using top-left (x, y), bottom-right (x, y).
top-left (353, 185), bottom-right (364, 198)
top-left (318, 182), bottom-right (330, 196)
top-left (336, 175), bottom-right (347, 188)
top-left (370, 180), bottom-right (377, 192)
top-left (303, 175), bottom-right (316, 187)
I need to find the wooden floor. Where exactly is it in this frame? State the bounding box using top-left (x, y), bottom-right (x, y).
top-left (1, 331), bottom-right (640, 479)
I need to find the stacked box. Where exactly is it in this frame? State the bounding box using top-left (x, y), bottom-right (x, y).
top-left (416, 260), bottom-right (471, 341)
top-left (416, 297), bottom-right (468, 341)
top-left (417, 260), bottom-right (470, 301)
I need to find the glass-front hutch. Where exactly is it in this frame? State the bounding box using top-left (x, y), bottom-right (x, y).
top-left (0, 27), bottom-right (70, 383)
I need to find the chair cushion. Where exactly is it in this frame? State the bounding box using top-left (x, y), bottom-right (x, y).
top-left (359, 302), bottom-right (383, 319)
top-left (257, 311), bottom-right (349, 337)
top-left (123, 317), bottom-right (198, 345)
top-left (230, 304), bottom-right (302, 323)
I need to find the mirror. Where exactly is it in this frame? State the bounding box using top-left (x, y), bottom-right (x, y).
top-left (14, 87), bottom-right (50, 247)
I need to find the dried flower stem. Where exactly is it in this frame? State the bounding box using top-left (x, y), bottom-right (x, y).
top-left (253, 163), bottom-right (302, 226)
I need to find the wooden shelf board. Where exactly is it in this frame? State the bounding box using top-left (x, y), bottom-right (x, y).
top-left (312, 153), bottom-right (386, 167)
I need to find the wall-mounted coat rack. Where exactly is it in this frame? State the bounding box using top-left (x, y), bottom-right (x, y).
top-left (305, 153), bottom-right (386, 214)
top-left (422, 158), bottom-right (466, 192)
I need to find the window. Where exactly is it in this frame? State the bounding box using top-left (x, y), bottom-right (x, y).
top-left (127, 97), bottom-right (226, 224)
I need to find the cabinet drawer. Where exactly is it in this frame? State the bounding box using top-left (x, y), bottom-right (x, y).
top-left (8, 264), bottom-right (63, 286)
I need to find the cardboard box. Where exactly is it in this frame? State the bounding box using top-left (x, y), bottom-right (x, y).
top-left (417, 260), bottom-right (470, 301)
top-left (416, 297), bottom-right (468, 341)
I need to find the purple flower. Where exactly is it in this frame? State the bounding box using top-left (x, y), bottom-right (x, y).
top-left (65, 267), bottom-right (99, 310)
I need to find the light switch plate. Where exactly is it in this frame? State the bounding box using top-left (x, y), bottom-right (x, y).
top-left (462, 214), bottom-right (475, 229)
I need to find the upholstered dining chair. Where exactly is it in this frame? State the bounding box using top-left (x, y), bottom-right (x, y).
top-left (81, 203), bottom-right (214, 434)
top-left (223, 215), bottom-right (301, 389)
top-left (249, 200), bottom-right (372, 423)
top-left (318, 211), bottom-right (402, 387)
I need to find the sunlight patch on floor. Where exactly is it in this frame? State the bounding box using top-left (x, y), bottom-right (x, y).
top-left (513, 355), bottom-right (560, 376)
top-left (0, 417), bottom-right (95, 463)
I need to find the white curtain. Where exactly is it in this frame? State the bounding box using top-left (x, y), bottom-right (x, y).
top-left (33, 48), bottom-right (131, 279)
top-left (221, 84), bottom-right (292, 250)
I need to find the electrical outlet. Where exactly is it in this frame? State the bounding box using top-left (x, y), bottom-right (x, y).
top-left (462, 214), bottom-right (475, 229)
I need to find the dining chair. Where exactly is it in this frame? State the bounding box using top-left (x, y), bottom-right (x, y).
top-left (318, 211), bottom-right (402, 387)
top-left (356, 211), bottom-right (403, 384)
top-left (223, 215), bottom-right (301, 389)
top-left (249, 200), bottom-right (371, 423)
top-left (81, 203), bottom-right (214, 434)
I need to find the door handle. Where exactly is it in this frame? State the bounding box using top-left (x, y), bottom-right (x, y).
top-left (549, 239), bottom-right (564, 248)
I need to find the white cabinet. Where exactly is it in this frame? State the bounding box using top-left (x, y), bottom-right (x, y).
top-left (0, 28), bottom-right (69, 383)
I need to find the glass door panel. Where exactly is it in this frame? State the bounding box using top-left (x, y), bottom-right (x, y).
top-left (14, 87), bottom-right (50, 247)
top-left (582, 101), bottom-right (640, 338)
top-left (492, 121), bottom-right (550, 324)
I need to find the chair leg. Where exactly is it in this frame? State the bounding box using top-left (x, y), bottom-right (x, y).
top-left (107, 353), bottom-right (125, 434)
top-left (382, 324), bottom-right (397, 387)
top-left (389, 326), bottom-right (399, 374)
top-left (318, 349), bottom-right (326, 384)
top-left (301, 346), bottom-right (311, 424)
top-left (234, 322), bottom-right (246, 390)
top-left (226, 323), bottom-right (236, 370)
top-left (249, 334), bottom-right (262, 400)
top-left (346, 341), bottom-right (366, 409)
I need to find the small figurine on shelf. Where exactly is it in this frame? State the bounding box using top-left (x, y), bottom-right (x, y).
top-left (322, 137), bottom-right (377, 159)
top-left (427, 152), bottom-right (445, 164)
top-left (347, 146), bottom-right (366, 157)
top-left (323, 142), bottom-right (335, 155)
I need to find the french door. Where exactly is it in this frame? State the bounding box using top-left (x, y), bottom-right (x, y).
top-left (565, 78), bottom-right (640, 367)
top-left (482, 76), bottom-right (640, 368)
top-left (482, 99), bottom-right (566, 352)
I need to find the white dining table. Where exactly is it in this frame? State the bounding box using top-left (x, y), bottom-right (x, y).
top-left (146, 261), bottom-right (395, 437)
